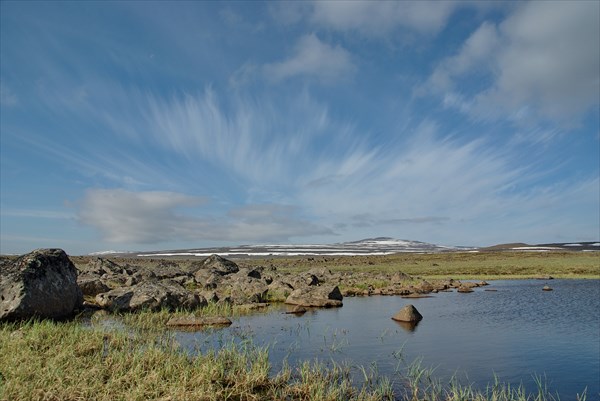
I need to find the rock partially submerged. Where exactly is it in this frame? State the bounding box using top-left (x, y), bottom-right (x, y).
top-left (285, 305), bottom-right (307, 315)
top-left (542, 285), bottom-right (553, 291)
top-left (392, 304), bottom-right (423, 322)
top-left (0, 249), bottom-right (83, 320)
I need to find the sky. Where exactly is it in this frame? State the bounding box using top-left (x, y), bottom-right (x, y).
top-left (1, 1), bottom-right (599, 255)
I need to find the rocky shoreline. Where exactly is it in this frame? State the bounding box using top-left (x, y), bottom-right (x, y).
top-left (1, 248), bottom-right (490, 321)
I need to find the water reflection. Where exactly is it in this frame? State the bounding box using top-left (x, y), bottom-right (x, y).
top-left (393, 320), bottom-right (420, 332)
top-left (171, 279), bottom-right (598, 399)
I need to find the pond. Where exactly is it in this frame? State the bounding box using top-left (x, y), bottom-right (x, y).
top-left (175, 279), bottom-right (599, 399)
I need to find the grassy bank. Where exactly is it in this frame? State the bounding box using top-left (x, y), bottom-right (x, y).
top-left (0, 318), bottom-right (587, 401)
top-left (238, 251), bottom-right (599, 280)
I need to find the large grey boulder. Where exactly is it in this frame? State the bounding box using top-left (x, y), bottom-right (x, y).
top-left (227, 277), bottom-right (269, 304)
top-left (285, 285), bottom-right (343, 307)
top-left (95, 279), bottom-right (205, 312)
top-left (0, 249), bottom-right (83, 320)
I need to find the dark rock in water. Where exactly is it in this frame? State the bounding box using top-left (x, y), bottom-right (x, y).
top-left (0, 249), bottom-right (83, 320)
top-left (457, 286), bottom-right (474, 293)
top-left (392, 304), bottom-right (423, 322)
top-left (166, 315), bottom-right (232, 328)
top-left (285, 285), bottom-right (343, 307)
top-left (95, 279), bottom-right (206, 312)
top-left (200, 254), bottom-right (239, 276)
top-left (542, 285), bottom-right (553, 291)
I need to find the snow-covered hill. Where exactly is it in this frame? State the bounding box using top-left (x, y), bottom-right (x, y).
top-left (122, 237), bottom-right (472, 258)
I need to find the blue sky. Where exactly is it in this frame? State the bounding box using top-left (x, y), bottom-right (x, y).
top-left (1, 1), bottom-right (598, 255)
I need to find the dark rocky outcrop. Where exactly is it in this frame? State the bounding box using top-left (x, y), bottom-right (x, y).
top-left (226, 277), bottom-right (269, 304)
top-left (285, 285), bottom-right (343, 307)
top-left (77, 277), bottom-right (110, 297)
top-left (95, 279), bottom-right (206, 312)
top-left (199, 254), bottom-right (239, 275)
top-left (391, 304), bottom-right (423, 322)
top-left (1, 249), bottom-right (83, 320)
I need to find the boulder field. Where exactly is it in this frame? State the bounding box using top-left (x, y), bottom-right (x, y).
top-left (1, 249), bottom-right (489, 320)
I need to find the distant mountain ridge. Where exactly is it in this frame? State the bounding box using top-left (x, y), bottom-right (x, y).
top-left (89, 238), bottom-right (599, 258)
top-left (480, 241), bottom-right (600, 252)
top-left (91, 237), bottom-right (471, 258)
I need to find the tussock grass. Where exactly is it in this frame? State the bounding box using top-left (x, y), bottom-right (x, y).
top-left (1, 319), bottom-right (585, 401)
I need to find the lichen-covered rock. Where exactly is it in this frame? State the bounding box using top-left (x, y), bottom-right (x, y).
top-left (77, 276), bottom-right (110, 296)
top-left (285, 285), bottom-right (343, 307)
top-left (1, 249), bottom-right (83, 320)
top-left (199, 254), bottom-right (239, 275)
top-left (95, 279), bottom-right (205, 312)
top-left (227, 277), bottom-right (269, 305)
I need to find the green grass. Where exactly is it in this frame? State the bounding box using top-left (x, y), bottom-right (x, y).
top-left (0, 318), bottom-right (588, 401)
top-left (253, 252), bottom-right (599, 280)
top-left (0, 319), bottom-right (391, 401)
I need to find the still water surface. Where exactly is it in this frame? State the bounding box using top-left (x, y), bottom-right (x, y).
top-left (175, 280), bottom-right (599, 399)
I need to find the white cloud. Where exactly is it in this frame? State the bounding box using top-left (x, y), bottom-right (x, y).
top-left (79, 189), bottom-right (208, 243)
top-left (428, 22), bottom-right (499, 91)
top-left (263, 33), bottom-right (356, 83)
top-left (78, 189), bottom-right (332, 244)
top-left (310, 1), bottom-right (461, 36)
top-left (429, 1), bottom-right (600, 125)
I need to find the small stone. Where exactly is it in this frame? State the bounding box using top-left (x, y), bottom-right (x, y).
top-left (542, 285), bottom-right (553, 291)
